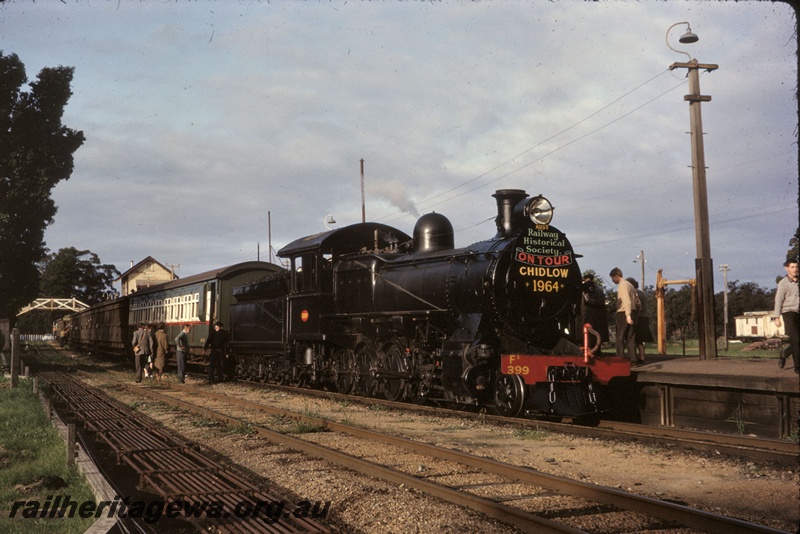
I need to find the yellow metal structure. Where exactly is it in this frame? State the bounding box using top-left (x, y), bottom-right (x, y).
top-left (655, 269), bottom-right (696, 355)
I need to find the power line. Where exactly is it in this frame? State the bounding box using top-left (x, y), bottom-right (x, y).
top-left (377, 69), bottom-right (681, 223)
top-left (572, 202), bottom-right (795, 249)
top-left (413, 70), bottom-right (674, 210)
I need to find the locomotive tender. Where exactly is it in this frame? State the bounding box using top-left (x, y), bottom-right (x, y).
top-left (230, 189), bottom-right (631, 418)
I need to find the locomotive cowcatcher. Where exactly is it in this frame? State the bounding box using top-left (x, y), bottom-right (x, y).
top-left (230, 189), bottom-right (631, 420)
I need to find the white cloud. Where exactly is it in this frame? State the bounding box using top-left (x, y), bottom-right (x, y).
top-left (3, 0), bottom-right (795, 291)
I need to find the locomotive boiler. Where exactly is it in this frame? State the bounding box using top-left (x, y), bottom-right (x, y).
top-left (230, 189), bottom-right (631, 419)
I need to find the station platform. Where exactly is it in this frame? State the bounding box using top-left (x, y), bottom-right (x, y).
top-left (625, 355), bottom-right (799, 439)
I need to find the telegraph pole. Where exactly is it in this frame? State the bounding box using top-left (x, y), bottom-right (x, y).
top-left (360, 158), bottom-right (366, 223)
top-left (667, 22), bottom-right (719, 359)
top-left (268, 210), bottom-right (273, 264)
top-left (633, 250), bottom-right (645, 288)
top-left (719, 264), bottom-right (730, 351)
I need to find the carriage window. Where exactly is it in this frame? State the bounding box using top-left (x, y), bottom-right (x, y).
top-left (306, 254), bottom-right (318, 291)
top-left (292, 257), bottom-right (303, 292)
top-left (321, 253), bottom-right (333, 292)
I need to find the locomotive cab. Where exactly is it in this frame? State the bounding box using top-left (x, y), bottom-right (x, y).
top-left (287, 252), bottom-right (331, 338)
top-left (278, 223), bottom-right (412, 380)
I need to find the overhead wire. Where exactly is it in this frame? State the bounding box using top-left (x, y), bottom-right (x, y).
top-left (376, 68), bottom-right (683, 224)
top-left (573, 201), bottom-right (795, 249)
top-left (412, 69), bottom-right (675, 209)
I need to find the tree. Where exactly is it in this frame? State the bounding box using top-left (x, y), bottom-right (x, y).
top-left (0, 52), bottom-right (85, 323)
top-left (16, 247), bottom-right (120, 334)
top-left (39, 247), bottom-right (120, 304)
top-left (664, 284), bottom-right (696, 341)
top-left (785, 227), bottom-right (799, 265)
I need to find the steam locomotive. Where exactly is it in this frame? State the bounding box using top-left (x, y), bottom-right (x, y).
top-left (230, 189), bottom-right (631, 418)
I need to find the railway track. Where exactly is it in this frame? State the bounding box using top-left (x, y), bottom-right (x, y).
top-left (22, 345), bottom-right (798, 532)
top-left (32, 342), bottom-right (797, 466)
top-left (38, 370), bottom-right (331, 533)
top-left (89, 375), bottom-right (786, 534)
top-left (190, 372), bottom-right (799, 467)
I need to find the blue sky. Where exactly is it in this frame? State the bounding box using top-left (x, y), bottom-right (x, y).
top-left (2, 0), bottom-right (797, 292)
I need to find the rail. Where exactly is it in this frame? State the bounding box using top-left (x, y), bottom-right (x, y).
top-left (128, 380), bottom-right (787, 534)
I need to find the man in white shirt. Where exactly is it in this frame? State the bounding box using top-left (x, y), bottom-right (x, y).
top-left (610, 267), bottom-right (640, 363)
top-left (773, 258), bottom-right (799, 373)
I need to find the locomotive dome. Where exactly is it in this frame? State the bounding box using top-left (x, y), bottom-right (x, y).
top-left (413, 212), bottom-right (454, 253)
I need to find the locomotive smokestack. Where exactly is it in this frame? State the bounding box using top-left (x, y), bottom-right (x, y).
top-left (492, 189), bottom-right (528, 238)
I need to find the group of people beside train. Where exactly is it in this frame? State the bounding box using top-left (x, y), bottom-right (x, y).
top-left (579, 267), bottom-right (653, 365)
top-left (131, 322), bottom-right (168, 382)
top-left (130, 321), bottom-right (233, 384)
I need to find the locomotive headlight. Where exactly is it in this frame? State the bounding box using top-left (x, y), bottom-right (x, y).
top-left (527, 196), bottom-right (553, 225)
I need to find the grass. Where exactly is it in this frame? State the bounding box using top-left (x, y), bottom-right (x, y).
top-left (266, 414), bottom-right (327, 435)
top-left (0, 377), bottom-right (96, 534)
top-left (190, 418), bottom-right (221, 429)
top-left (656, 338), bottom-right (784, 359)
top-left (512, 428), bottom-right (550, 440)
top-left (226, 423), bottom-right (256, 436)
top-left (287, 420), bottom-right (327, 434)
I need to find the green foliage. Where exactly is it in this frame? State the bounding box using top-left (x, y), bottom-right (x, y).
top-left (785, 227), bottom-right (799, 267)
top-left (664, 284), bottom-right (696, 338)
top-left (0, 52), bottom-right (85, 321)
top-left (226, 423), bottom-right (256, 436)
top-left (39, 247), bottom-right (120, 304)
top-left (287, 420), bottom-right (327, 434)
top-left (15, 247), bottom-right (120, 335)
top-left (0, 378), bottom-right (95, 533)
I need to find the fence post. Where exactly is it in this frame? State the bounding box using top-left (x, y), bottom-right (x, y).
top-left (11, 328), bottom-right (19, 388)
top-left (67, 424), bottom-right (76, 466)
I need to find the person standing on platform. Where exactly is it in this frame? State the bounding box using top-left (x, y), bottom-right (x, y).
top-left (610, 267), bottom-right (640, 363)
top-left (175, 324), bottom-right (191, 383)
top-left (773, 258), bottom-right (799, 374)
top-left (153, 323), bottom-right (168, 381)
top-left (627, 277), bottom-right (653, 364)
top-left (580, 273), bottom-right (609, 354)
top-left (131, 322), bottom-right (153, 383)
top-left (144, 323), bottom-right (155, 378)
top-left (204, 321), bottom-right (229, 384)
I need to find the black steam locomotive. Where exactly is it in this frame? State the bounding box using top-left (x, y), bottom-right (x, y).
top-left (230, 189), bottom-right (631, 418)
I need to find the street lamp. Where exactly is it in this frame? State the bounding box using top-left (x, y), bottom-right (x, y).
top-left (666, 22), bottom-right (719, 360)
top-left (666, 22), bottom-right (699, 59)
top-left (323, 214), bottom-right (336, 230)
